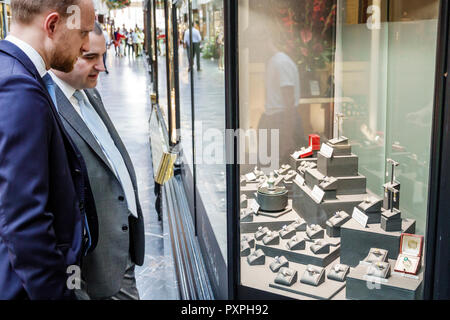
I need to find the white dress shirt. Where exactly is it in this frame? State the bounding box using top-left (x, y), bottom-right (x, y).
top-left (5, 35), bottom-right (47, 77)
top-left (50, 71), bottom-right (83, 115)
top-left (184, 28), bottom-right (202, 46)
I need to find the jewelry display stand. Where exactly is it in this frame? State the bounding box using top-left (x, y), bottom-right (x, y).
top-left (240, 208), bottom-right (254, 222)
top-left (300, 265), bottom-right (326, 286)
top-left (262, 231), bottom-right (280, 246)
top-left (306, 224), bottom-right (325, 240)
top-left (240, 241), bottom-right (251, 257)
top-left (274, 267), bottom-right (298, 286)
top-left (270, 256), bottom-right (289, 273)
top-left (279, 225), bottom-right (296, 239)
top-left (346, 259), bottom-right (423, 300)
top-left (254, 234), bottom-right (340, 267)
top-left (362, 248), bottom-right (388, 265)
top-left (327, 263), bottom-right (350, 282)
top-left (288, 218), bottom-right (307, 232)
top-left (254, 227), bottom-right (270, 241)
top-left (247, 249), bottom-right (266, 266)
top-left (292, 136), bottom-right (369, 225)
top-left (326, 211), bottom-right (351, 237)
top-left (310, 240), bottom-right (331, 255)
top-left (241, 234), bottom-right (255, 248)
top-left (286, 236), bottom-right (306, 251)
top-left (366, 261), bottom-right (391, 279)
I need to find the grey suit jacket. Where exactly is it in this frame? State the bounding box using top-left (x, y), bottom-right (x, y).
top-left (55, 86), bottom-right (145, 298)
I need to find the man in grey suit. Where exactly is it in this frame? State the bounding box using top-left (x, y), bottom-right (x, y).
top-left (50, 23), bottom-right (145, 300)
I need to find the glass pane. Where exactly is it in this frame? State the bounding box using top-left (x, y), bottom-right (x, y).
top-left (156, 2), bottom-right (169, 129)
top-left (191, 0), bottom-right (227, 261)
top-left (238, 0), bottom-right (439, 300)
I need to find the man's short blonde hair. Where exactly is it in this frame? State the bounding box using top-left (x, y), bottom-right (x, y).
top-left (11, 0), bottom-right (81, 24)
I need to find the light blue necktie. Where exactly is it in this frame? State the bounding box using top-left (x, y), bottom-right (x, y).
top-left (42, 73), bottom-right (58, 109)
top-left (73, 90), bottom-right (138, 218)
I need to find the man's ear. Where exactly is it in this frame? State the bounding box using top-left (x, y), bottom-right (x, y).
top-left (43, 12), bottom-right (61, 39)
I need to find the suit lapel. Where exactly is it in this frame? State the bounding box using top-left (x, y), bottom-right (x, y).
top-left (85, 89), bottom-right (138, 188)
top-left (55, 86), bottom-right (116, 175)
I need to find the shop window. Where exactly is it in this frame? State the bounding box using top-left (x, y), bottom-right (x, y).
top-left (238, 0), bottom-right (439, 300)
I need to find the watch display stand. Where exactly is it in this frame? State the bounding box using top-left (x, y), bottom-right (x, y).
top-left (346, 259), bottom-right (424, 300)
top-left (300, 265), bottom-right (326, 286)
top-left (326, 211), bottom-right (350, 237)
top-left (279, 225), bottom-right (296, 239)
top-left (240, 208), bottom-right (254, 222)
top-left (362, 248), bottom-right (388, 265)
top-left (286, 236), bottom-right (306, 251)
top-left (289, 218), bottom-right (307, 232)
top-left (310, 240), bottom-right (331, 255)
top-left (366, 261), bottom-right (391, 279)
top-left (274, 267), bottom-right (298, 287)
top-left (269, 256), bottom-right (289, 273)
top-left (306, 225), bottom-right (325, 240)
top-left (240, 241), bottom-right (251, 257)
top-left (255, 226), bottom-right (270, 241)
top-left (262, 231), bottom-right (280, 245)
top-left (247, 249), bottom-right (266, 265)
top-left (241, 234), bottom-right (255, 248)
top-left (327, 264), bottom-right (350, 282)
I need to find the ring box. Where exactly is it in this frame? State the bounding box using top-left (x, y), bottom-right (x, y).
top-left (306, 224), bottom-right (324, 240)
top-left (240, 208), bottom-right (254, 222)
top-left (262, 231), bottom-right (280, 246)
top-left (288, 218), bottom-right (307, 232)
top-left (255, 226), bottom-right (270, 241)
top-left (240, 241), bottom-right (251, 257)
top-left (300, 265), bottom-right (325, 286)
top-left (394, 233), bottom-right (424, 275)
top-left (241, 235), bottom-right (255, 248)
top-left (286, 236), bottom-right (305, 251)
top-left (362, 248), bottom-right (388, 265)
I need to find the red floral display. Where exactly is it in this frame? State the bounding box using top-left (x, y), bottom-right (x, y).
top-left (271, 0), bottom-right (337, 71)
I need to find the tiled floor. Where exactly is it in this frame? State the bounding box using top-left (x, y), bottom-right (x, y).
top-left (96, 49), bottom-right (179, 300)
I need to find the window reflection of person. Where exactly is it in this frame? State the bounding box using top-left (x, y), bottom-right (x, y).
top-left (258, 23), bottom-right (306, 169)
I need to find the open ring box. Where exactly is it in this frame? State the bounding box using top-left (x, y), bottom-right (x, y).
top-left (394, 233), bottom-right (424, 275)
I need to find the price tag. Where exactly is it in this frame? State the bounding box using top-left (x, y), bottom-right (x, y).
top-left (295, 174), bottom-right (305, 186)
top-left (352, 207), bottom-right (369, 228)
top-left (292, 151), bottom-right (301, 159)
top-left (311, 185), bottom-right (325, 203)
top-left (250, 200), bottom-right (260, 214)
top-left (245, 172), bottom-right (257, 181)
top-left (320, 143), bottom-right (334, 159)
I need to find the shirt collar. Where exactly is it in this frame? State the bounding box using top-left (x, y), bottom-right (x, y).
top-left (5, 35), bottom-right (47, 77)
top-left (49, 71), bottom-right (77, 101)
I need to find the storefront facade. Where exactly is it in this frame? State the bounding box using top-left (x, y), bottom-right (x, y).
top-left (146, 0), bottom-right (450, 300)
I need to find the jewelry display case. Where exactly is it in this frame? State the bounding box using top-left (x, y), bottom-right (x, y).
top-left (394, 234), bottom-right (424, 276)
top-left (234, 0), bottom-right (444, 300)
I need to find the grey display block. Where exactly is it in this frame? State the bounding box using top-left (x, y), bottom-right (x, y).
top-left (346, 259), bottom-right (423, 300)
top-left (340, 218), bottom-right (416, 267)
top-left (335, 175), bottom-right (367, 195)
top-left (292, 180), bottom-right (367, 226)
top-left (255, 237), bottom-right (340, 267)
top-left (257, 205), bottom-right (292, 218)
top-left (381, 216), bottom-right (402, 232)
top-left (317, 153), bottom-right (359, 177)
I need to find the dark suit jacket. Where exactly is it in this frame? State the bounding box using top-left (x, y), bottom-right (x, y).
top-left (55, 86), bottom-right (145, 298)
top-left (0, 40), bottom-right (98, 300)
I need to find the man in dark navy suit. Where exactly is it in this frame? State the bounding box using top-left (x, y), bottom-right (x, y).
top-left (0, 0), bottom-right (97, 299)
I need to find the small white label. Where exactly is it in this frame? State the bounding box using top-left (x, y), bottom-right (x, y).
top-left (320, 143), bottom-right (334, 159)
top-left (352, 207), bottom-right (369, 228)
top-left (311, 185), bottom-right (325, 203)
top-left (250, 200), bottom-right (260, 214)
top-left (310, 80), bottom-right (321, 96)
top-left (295, 174), bottom-right (305, 186)
top-left (245, 172), bottom-right (257, 181)
top-left (292, 151), bottom-right (301, 159)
